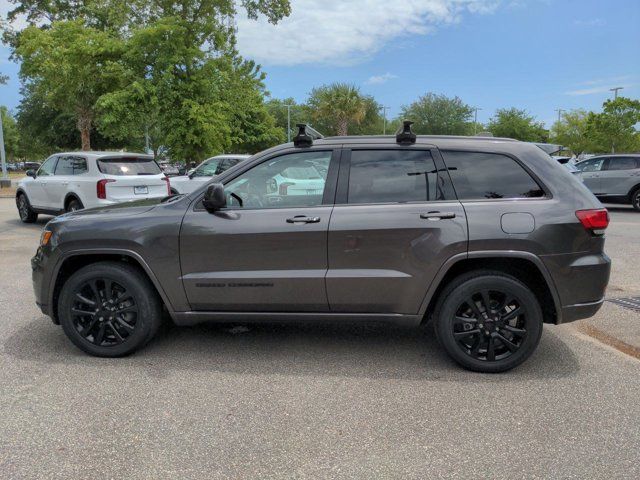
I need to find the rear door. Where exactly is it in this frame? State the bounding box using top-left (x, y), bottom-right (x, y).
top-left (97, 156), bottom-right (168, 201)
top-left (180, 148), bottom-right (339, 311)
top-left (326, 146), bottom-right (467, 314)
top-left (600, 156), bottom-right (640, 195)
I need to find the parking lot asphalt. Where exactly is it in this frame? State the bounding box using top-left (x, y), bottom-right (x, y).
top-left (0, 198), bottom-right (638, 479)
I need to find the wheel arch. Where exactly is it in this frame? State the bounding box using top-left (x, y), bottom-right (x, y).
top-left (63, 192), bottom-right (83, 210)
top-left (628, 182), bottom-right (640, 200)
top-left (49, 249), bottom-right (176, 325)
top-left (420, 251), bottom-right (562, 325)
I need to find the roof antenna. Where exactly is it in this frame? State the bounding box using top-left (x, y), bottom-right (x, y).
top-left (396, 120), bottom-right (416, 145)
top-left (293, 124), bottom-right (313, 148)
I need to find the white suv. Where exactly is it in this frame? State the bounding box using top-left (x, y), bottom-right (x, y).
top-left (16, 152), bottom-right (170, 223)
top-left (170, 154), bottom-right (250, 195)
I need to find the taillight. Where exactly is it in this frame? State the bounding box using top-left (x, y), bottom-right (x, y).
top-left (96, 179), bottom-right (115, 199)
top-left (162, 176), bottom-right (171, 195)
top-left (279, 182), bottom-right (294, 196)
top-left (576, 209), bottom-right (609, 235)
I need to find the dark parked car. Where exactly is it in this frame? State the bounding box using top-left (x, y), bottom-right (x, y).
top-left (31, 124), bottom-right (611, 372)
top-left (574, 154), bottom-right (640, 211)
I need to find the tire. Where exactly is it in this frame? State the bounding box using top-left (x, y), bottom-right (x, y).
top-left (66, 198), bottom-right (84, 212)
top-left (433, 271), bottom-right (543, 373)
top-left (58, 262), bottom-right (162, 357)
top-left (16, 193), bottom-right (38, 223)
top-left (632, 189), bottom-right (640, 212)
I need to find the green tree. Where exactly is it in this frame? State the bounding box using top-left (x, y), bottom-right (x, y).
top-left (400, 93), bottom-right (474, 135)
top-left (488, 108), bottom-right (548, 142)
top-left (585, 97), bottom-right (640, 153)
top-left (16, 84), bottom-right (129, 159)
top-left (265, 98), bottom-right (309, 141)
top-left (551, 109), bottom-right (592, 154)
top-left (307, 83), bottom-right (369, 136)
top-left (15, 20), bottom-right (127, 150)
top-left (0, 106), bottom-right (20, 161)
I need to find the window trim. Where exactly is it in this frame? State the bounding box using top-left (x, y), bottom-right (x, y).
top-left (440, 149), bottom-right (551, 202)
top-left (335, 146), bottom-right (455, 205)
top-left (193, 148), bottom-right (341, 212)
top-left (37, 155), bottom-right (59, 177)
top-left (603, 157), bottom-right (640, 171)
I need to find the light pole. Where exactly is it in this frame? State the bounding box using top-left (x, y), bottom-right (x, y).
top-left (473, 107), bottom-right (482, 135)
top-left (610, 87), bottom-right (623, 99)
top-left (381, 106), bottom-right (389, 135)
top-left (554, 108), bottom-right (563, 137)
top-left (284, 104), bottom-right (294, 142)
top-left (0, 110), bottom-right (7, 182)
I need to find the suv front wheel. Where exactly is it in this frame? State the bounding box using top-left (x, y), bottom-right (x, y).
top-left (433, 271), bottom-right (543, 373)
top-left (58, 262), bottom-right (162, 357)
top-left (16, 193), bottom-right (38, 223)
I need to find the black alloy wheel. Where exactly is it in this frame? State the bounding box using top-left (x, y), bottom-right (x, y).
top-left (434, 271), bottom-right (543, 373)
top-left (59, 262), bottom-right (162, 357)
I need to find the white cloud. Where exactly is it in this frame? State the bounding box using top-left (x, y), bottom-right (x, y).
top-left (565, 84), bottom-right (635, 96)
top-left (573, 18), bottom-right (605, 27)
top-left (365, 73), bottom-right (398, 85)
top-left (565, 75), bottom-right (638, 95)
top-left (236, 0), bottom-right (502, 66)
top-left (0, 0), bottom-right (28, 30)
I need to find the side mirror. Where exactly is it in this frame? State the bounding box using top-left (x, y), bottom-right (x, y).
top-left (202, 183), bottom-right (226, 212)
top-left (26, 169), bottom-right (37, 178)
top-left (187, 169), bottom-right (195, 179)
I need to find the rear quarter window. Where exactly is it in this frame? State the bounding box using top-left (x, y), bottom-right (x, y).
top-left (442, 151), bottom-right (545, 200)
top-left (97, 157), bottom-right (161, 176)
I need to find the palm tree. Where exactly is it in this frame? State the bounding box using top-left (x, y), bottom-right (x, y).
top-left (308, 83), bottom-right (368, 136)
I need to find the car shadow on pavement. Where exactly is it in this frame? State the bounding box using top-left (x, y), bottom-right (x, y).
top-left (5, 317), bottom-right (580, 381)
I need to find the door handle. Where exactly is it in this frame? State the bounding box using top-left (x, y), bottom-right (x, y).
top-left (420, 212), bottom-right (456, 220)
top-left (286, 215), bottom-right (321, 224)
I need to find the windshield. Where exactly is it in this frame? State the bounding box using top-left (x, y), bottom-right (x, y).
top-left (97, 157), bottom-right (161, 176)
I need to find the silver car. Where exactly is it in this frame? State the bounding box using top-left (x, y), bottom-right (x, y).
top-left (170, 154), bottom-right (251, 195)
top-left (575, 154), bottom-right (640, 211)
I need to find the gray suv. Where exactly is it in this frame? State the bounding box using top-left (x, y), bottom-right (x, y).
top-left (31, 123), bottom-right (611, 372)
top-left (575, 154), bottom-right (640, 211)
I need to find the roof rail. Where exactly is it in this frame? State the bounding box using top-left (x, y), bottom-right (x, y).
top-left (293, 124), bottom-right (324, 148)
top-left (396, 120), bottom-right (416, 145)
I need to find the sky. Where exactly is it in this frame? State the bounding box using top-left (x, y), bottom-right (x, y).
top-left (1, 0), bottom-right (640, 128)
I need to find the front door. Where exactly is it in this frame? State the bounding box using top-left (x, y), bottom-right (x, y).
top-left (180, 149), bottom-right (339, 312)
top-left (577, 157), bottom-right (605, 195)
top-left (327, 147), bottom-right (467, 314)
top-left (29, 156), bottom-right (58, 208)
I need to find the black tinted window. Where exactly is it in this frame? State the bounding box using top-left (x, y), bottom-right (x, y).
top-left (442, 151), bottom-right (544, 200)
top-left (97, 157), bottom-right (161, 176)
top-left (607, 157), bottom-right (639, 171)
top-left (348, 150), bottom-right (443, 204)
top-left (55, 156), bottom-right (87, 175)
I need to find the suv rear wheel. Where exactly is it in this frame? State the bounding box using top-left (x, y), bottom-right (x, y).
top-left (58, 262), bottom-right (162, 357)
top-left (66, 198), bottom-right (84, 212)
top-left (16, 193), bottom-right (38, 223)
top-left (433, 271), bottom-right (543, 373)
top-left (631, 188), bottom-right (640, 212)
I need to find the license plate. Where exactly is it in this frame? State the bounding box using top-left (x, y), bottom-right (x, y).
top-left (134, 186), bottom-right (148, 195)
